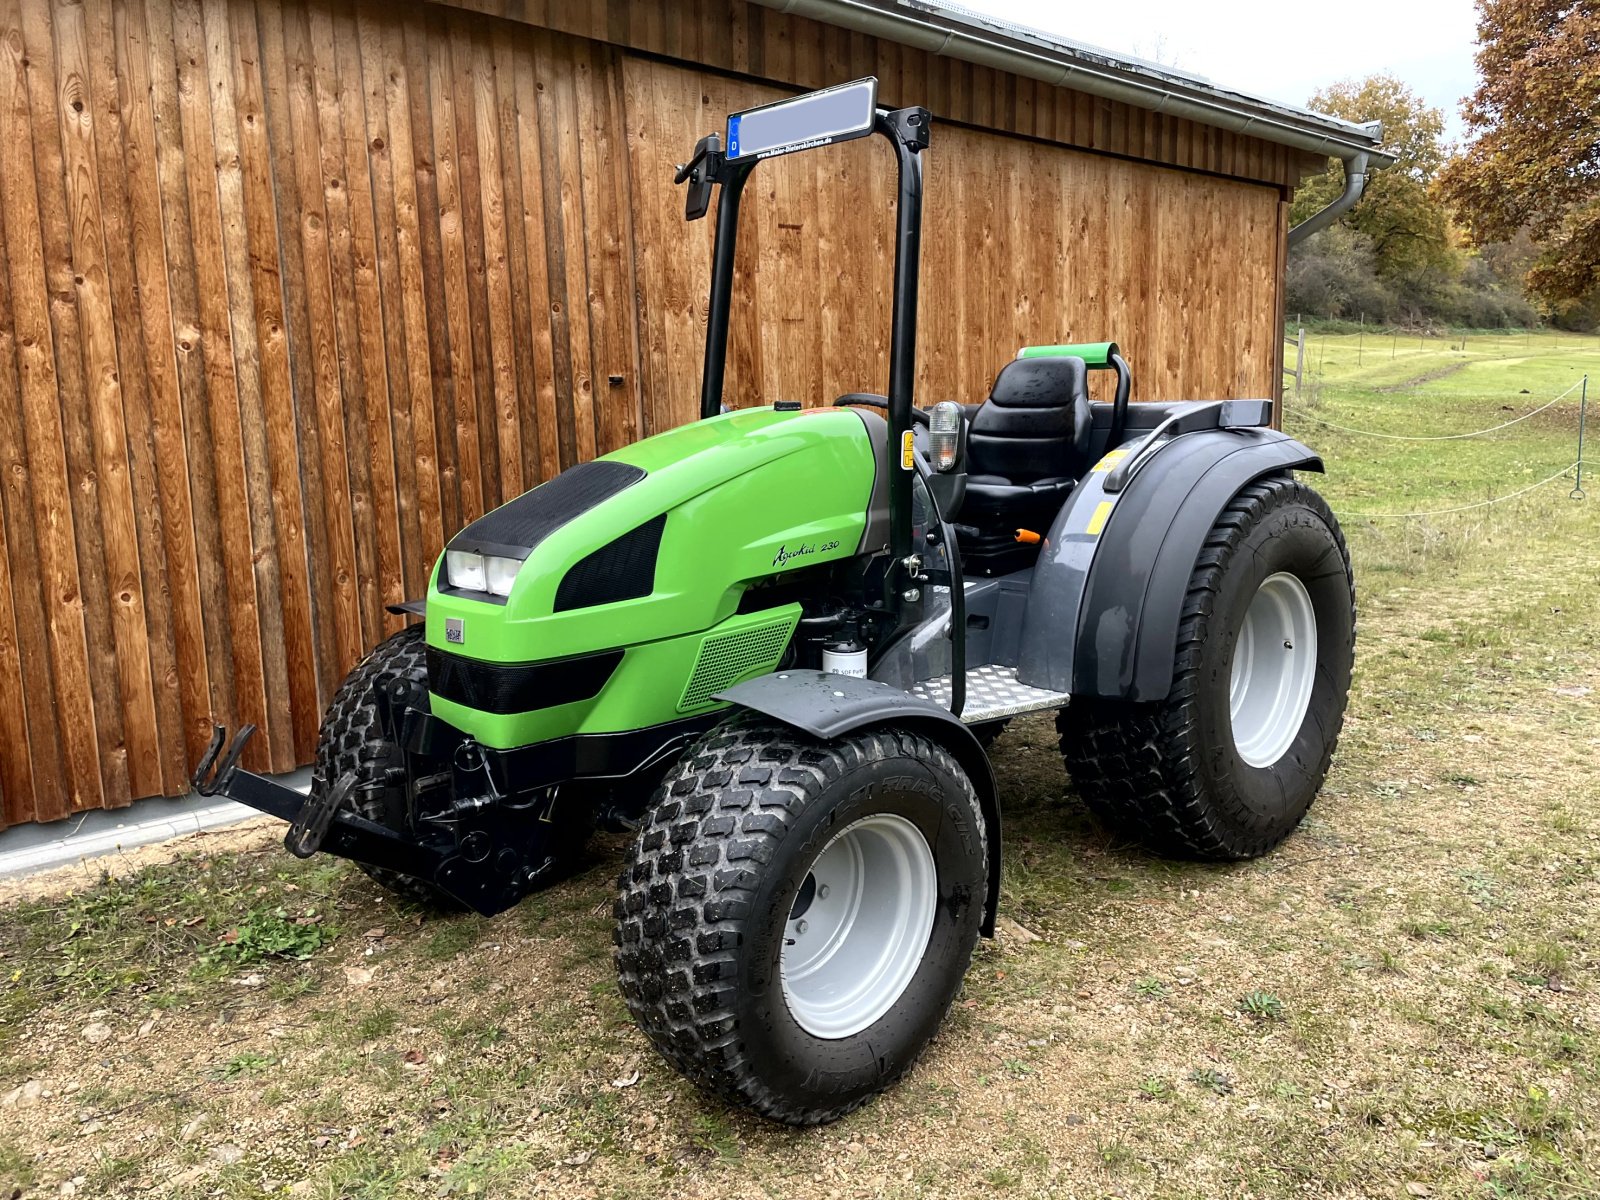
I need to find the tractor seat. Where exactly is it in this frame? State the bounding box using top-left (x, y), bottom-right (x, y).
top-left (962, 356), bottom-right (1094, 523)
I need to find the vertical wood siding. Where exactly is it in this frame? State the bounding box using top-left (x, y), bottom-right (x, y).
top-left (0, 0), bottom-right (1290, 828)
top-left (434, 0), bottom-right (1325, 191)
top-left (624, 58), bottom-right (1282, 434)
top-left (0, 0), bottom-right (643, 824)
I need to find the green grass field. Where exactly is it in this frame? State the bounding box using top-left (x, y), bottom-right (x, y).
top-left (1, 331), bottom-right (1598, 1200)
top-left (1289, 330), bottom-right (1591, 489)
top-left (1286, 330), bottom-right (1597, 602)
top-left (1286, 330), bottom-right (1596, 513)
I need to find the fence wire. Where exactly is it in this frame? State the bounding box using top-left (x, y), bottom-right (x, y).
top-left (1292, 366), bottom-right (1593, 518)
top-left (1350, 461), bottom-right (1583, 520)
top-left (1290, 378), bottom-right (1583, 442)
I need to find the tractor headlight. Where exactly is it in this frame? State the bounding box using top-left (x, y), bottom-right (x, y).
top-left (484, 555), bottom-right (522, 597)
top-left (445, 550), bottom-right (523, 597)
top-left (445, 550), bottom-right (487, 592)
top-left (929, 401), bottom-right (962, 472)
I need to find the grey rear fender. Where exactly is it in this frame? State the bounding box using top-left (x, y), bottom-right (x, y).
top-left (715, 670), bottom-right (1002, 937)
top-left (1016, 406), bottom-right (1324, 703)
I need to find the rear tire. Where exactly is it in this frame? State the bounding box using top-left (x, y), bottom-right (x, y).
top-left (1059, 477), bottom-right (1354, 859)
top-left (614, 714), bottom-right (987, 1125)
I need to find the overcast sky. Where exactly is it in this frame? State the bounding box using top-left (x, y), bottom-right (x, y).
top-left (954, 0), bottom-right (1482, 145)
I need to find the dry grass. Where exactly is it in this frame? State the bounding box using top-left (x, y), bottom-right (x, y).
top-left (2, 337), bottom-right (1599, 1199)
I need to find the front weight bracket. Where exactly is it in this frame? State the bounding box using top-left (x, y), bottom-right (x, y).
top-left (285, 770), bottom-right (358, 859)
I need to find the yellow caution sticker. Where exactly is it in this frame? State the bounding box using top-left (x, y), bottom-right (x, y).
top-left (1092, 448), bottom-right (1130, 473)
top-left (901, 429), bottom-right (915, 470)
top-left (1085, 500), bottom-right (1114, 536)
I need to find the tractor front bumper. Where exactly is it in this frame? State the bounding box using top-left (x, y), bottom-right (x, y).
top-left (190, 703), bottom-right (719, 916)
top-left (190, 724), bottom-right (448, 878)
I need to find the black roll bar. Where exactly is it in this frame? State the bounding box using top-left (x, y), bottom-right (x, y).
top-left (1108, 351), bottom-right (1132, 449)
top-left (689, 104), bottom-right (931, 574)
top-left (698, 159), bottom-right (753, 424)
top-left (882, 107), bottom-right (928, 573)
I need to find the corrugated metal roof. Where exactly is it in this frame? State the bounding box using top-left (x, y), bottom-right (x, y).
top-left (926, 1), bottom-right (1386, 146)
top-left (752, 0), bottom-right (1395, 165)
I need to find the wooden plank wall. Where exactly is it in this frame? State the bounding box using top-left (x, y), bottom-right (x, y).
top-left (436, 0), bottom-right (1327, 191)
top-left (0, 0), bottom-right (1292, 827)
top-left (626, 58), bottom-right (1282, 433)
top-left (0, 0), bottom-right (642, 825)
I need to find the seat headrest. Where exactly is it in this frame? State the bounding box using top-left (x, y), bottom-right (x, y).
top-left (987, 355), bottom-right (1089, 409)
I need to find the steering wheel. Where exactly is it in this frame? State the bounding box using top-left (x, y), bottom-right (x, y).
top-left (832, 393), bottom-right (930, 426)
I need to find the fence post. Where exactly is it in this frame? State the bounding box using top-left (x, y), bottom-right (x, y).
top-left (1295, 328), bottom-right (1305, 400)
top-left (1574, 375), bottom-right (1589, 500)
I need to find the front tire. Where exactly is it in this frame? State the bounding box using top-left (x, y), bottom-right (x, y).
top-left (614, 715), bottom-right (988, 1125)
top-left (314, 626), bottom-right (463, 911)
top-left (1059, 477), bottom-right (1354, 859)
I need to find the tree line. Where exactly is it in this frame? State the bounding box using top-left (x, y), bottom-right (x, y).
top-left (1288, 0), bottom-right (1597, 332)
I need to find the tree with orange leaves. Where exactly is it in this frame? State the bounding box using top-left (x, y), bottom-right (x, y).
top-left (1437, 0), bottom-right (1600, 316)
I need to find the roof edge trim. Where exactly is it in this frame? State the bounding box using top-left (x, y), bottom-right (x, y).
top-left (751, 0), bottom-right (1397, 169)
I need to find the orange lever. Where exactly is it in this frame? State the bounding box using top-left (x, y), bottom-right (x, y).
top-left (1014, 528), bottom-right (1041, 545)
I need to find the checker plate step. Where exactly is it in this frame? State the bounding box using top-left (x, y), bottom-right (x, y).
top-left (907, 664), bottom-right (1070, 724)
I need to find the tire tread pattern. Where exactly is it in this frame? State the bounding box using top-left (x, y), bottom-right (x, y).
top-left (1058, 477), bottom-right (1355, 859)
top-left (312, 625), bottom-right (463, 911)
top-left (613, 712), bottom-right (983, 1125)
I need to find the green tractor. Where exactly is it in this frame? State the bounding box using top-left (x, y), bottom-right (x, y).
top-left (196, 78), bottom-right (1355, 1125)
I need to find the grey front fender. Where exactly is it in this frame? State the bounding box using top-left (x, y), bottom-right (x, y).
top-left (1017, 426), bottom-right (1325, 702)
top-left (715, 670), bottom-right (1002, 936)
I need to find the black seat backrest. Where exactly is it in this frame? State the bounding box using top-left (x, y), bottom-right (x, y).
top-left (967, 356), bottom-right (1094, 483)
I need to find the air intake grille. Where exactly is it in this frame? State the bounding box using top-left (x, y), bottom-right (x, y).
top-left (679, 616), bottom-right (797, 712)
top-left (427, 646), bottom-right (623, 715)
top-left (554, 514), bottom-right (667, 612)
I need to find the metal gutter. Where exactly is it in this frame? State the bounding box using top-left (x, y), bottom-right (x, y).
top-left (748, 0), bottom-right (1396, 169)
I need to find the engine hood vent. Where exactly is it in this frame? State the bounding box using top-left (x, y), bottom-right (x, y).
top-left (554, 514), bottom-right (668, 612)
top-left (449, 461), bottom-right (646, 560)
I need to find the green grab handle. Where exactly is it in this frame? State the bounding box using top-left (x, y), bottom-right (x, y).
top-left (1017, 341), bottom-right (1118, 367)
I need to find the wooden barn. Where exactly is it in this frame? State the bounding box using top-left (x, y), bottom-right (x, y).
top-left (0, 0), bottom-right (1387, 828)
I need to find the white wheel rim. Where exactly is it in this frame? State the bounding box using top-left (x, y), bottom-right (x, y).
top-left (780, 814), bottom-right (937, 1040)
top-left (1229, 571), bottom-right (1318, 769)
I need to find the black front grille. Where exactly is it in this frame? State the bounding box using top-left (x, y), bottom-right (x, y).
top-left (426, 646), bottom-right (623, 715)
top-left (449, 461), bottom-right (646, 558)
top-left (554, 514), bottom-right (667, 612)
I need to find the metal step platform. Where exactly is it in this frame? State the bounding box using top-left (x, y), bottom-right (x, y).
top-left (907, 664), bottom-right (1070, 724)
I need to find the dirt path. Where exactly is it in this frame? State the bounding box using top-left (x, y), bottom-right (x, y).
top-left (1375, 359), bottom-right (1471, 392)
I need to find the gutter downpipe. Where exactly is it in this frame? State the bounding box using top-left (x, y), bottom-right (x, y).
top-left (1288, 142), bottom-right (1374, 246)
top-left (749, 0), bottom-right (1394, 166)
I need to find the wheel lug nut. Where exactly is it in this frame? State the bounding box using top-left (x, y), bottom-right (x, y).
top-left (796, 920), bottom-right (808, 934)
top-left (817, 885), bottom-right (829, 899)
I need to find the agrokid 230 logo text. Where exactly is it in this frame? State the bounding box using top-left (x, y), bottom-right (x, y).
top-left (772, 539), bottom-right (840, 568)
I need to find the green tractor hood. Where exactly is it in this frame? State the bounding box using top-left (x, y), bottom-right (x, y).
top-left (424, 406), bottom-right (885, 747)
